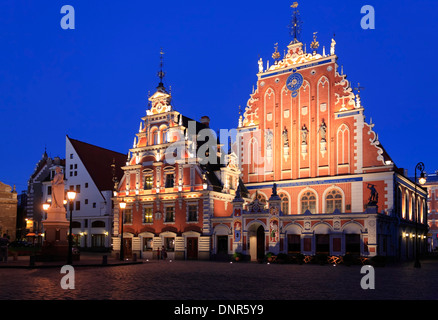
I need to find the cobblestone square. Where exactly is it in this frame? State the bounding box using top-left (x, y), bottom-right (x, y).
top-left (0, 257), bottom-right (437, 301)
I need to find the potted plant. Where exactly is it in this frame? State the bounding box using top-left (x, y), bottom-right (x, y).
top-left (233, 252), bottom-right (242, 262)
top-left (265, 252), bottom-right (274, 262)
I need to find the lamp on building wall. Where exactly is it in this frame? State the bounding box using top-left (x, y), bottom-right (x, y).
top-left (414, 162), bottom-right (426, 269)
top-left (119, 200), bottom-right (127, 261)
top-left (67, 191), bottom-right (77, 265)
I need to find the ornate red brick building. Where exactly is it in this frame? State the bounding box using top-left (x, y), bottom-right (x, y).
top-left (113, 4), bottom-right (428, 262)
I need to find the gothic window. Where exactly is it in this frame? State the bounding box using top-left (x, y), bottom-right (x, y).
top-left (248, 138), bottom-right (258, 174)
top-left (279, 193), bottom-right (289, 215)
top-left (301, 191), bottom-right (316, 214)
top-left (325, 189), bottom-right (342, 214)
top-left (337, 124), bottom-right (350, 165)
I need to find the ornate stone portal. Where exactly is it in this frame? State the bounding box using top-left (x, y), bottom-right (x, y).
top-left (40, 166), bottom-right (70, 261)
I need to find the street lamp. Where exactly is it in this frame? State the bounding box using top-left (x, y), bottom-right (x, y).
top-left (41, 202), bottom-right (50, 246)
top-left (414, 162), bottom-right (426, 269)
top-left (67, 191), bottom-right (77, 265)
top-left (119, 200), bottom-right (127, 261)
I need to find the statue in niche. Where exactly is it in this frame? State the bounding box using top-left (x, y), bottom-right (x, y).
top-left (301, 124), bottom-right (308, 144)
top-left (318, 119), bottom-right (327, 142)
top-left (282, 127), bottom-right (289, 147)
top-left (51, 167), bottom-right (65, 209)
top-left (367, 184), bottom-right (378, 205)
top-left (265, 129), bottom-right (273, 146)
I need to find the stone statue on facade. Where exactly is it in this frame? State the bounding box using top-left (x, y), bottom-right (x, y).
top-left (318, 119), bottom-right (327, 141)
top-left (367, 184), bottom-right (378, 205)
top-left (301, 124), bottom-right (308, 144)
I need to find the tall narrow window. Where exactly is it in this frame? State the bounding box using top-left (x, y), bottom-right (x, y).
top-left (165, 207), bottom-right (175, 222)
top-left (301, 191), bottom-right (316, 214)
top-left (326, 189), bottom-right (342, 213)
top-left (188, 205), bottom-right (198, 222)
top-left (153, 131), bottom-right (159, 145)
top-left (144, 176), bottom-right (153, 190)
top-left (143, 207), bottom-right (153, 223)
top-left (165, 174), bottom-right (174, 188)
top-left (124, 209), bottom-right (132, 224)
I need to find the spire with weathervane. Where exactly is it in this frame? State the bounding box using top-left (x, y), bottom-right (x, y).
top-left (147, 49), bottom-right (173, 115)
top-left (289, 2), bottom-right (303, 44)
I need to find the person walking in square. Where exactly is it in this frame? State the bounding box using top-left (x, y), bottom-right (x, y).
top-left (0, 234), bottom-right (10, 262)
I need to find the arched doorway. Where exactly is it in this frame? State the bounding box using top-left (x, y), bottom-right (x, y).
top-left (248, 223), bottom-right (265, 262)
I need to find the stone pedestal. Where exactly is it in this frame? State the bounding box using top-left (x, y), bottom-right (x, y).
top-left (40, 207), bottom-right (70, 261)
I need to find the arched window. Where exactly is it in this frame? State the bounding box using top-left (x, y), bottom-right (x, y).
top-left (405, 191), bottom-right (410, 219)
top-left (255, 193), bottom-right (266, 205)
top-left (301, 191), bottom-right (316, 214)
top-left (325, 189), bottom-right (342, 213)
top-left (279, 192), bottom-right (289, 215)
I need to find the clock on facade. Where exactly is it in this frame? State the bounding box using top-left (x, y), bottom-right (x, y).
top-left (286, 72), bottom-right (304, 98)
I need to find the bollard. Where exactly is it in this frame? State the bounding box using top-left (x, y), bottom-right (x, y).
top-left (29, 256), bottom-right (35, 267)
top-left (102, 255), bottom-right (108, 265)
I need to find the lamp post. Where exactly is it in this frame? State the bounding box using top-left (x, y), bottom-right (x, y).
top-left (67, 191), bottom-right (76, 265)
top-left (414, 162), bottom-right (426, 269)
top-left (42, 202), bottom-right (50, 246)
top-left (119, 200), bottom-right (126, 261)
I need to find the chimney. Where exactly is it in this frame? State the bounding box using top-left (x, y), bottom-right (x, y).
top-left (200, 116), bottom-right (210, 127)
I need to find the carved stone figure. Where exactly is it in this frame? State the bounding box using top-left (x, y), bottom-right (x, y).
top-left (318, 119), bottom-right (327, 141)
top-left (367, 184), bottom-right (378, 205)
top-left (51, 166), bottom-right (65, 208)
top-left (330, 37), bottom-right (336, 55)
top-left (282, 127), bottom-right (289, 147)
top-left (301, 124), bottom-right (308, 144)
top-left (258, 57), bottom-right (263, 73)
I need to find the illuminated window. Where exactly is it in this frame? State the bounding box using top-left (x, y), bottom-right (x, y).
top-left (326, 189), bottom-right (342, 213)
top-left (143, 207), bottom-right (153, 223)
top-left (165, 237), bottom-right (175, 252)
top-left (143, 237), bottom-right (153, 251)
top-left (144, 176), bottom-right (153, 190)
top-left (301, 191), bottom-right (316, 214)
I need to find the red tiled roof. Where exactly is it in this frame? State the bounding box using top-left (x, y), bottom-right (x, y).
top-left (67, 136), bottom-right (127, 192)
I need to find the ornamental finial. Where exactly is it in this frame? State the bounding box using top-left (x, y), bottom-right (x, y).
top-left (289, 2), bottom-right (303, 43)
top-left (157, 48), bottom-right (166, 89)
top-left (272, 43), bottom-right (281, 63)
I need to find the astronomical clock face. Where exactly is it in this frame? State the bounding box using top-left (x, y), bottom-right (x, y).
top-left (286, 72), bottom-right (304, 97)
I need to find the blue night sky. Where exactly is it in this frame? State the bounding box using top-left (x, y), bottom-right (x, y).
top-left (0, 0), bottom-right (437, 192)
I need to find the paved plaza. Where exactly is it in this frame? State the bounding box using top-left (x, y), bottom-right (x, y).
top-left (0, 255), bottom-right (437, 301)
